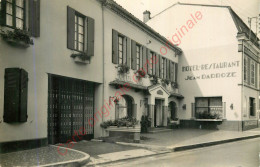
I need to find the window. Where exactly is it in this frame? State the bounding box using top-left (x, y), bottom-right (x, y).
top-left (195, 97), bottom-right (223, 119)
top-left (5, 0), bottom-right (25, 29)
top-left (244, 57), bottom-right (247, 82)
top-left (118, 36), bottom-right (123, 64)
top-left (136, 45), bottom-right (141, 69)
top-left (251, 61), bottom-right (255, 85)
top-left (74, 14), bottom-right (85, 52)
top-left (171, 62), bottom-right (175, 82)
top-left (161, 58), bottom-right (165, 78)
top-left (67, 6), bottom-right (95, 56)
top-left (149, 51), bottom-right (153, 74)
top-left (249, 97), bottom-right (256, 117)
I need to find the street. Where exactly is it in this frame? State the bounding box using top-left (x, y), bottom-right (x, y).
top-left (98, 138), bottom-right (260, 167)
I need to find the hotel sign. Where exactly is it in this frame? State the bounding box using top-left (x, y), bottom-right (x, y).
top-left (182, 61), bottom-right (240, 80)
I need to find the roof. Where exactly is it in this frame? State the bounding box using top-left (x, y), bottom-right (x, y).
top-left (148, 2), bottom-right (260, 49)
top-left (97, 0), bottom-right (182, 54)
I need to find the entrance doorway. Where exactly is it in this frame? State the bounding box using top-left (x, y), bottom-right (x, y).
top-left (48, 75), bottom-right (95, 144)
top-left (155, 99), bottom-right (163, 127)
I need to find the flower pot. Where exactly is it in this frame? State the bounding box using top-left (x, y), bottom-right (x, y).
top-left (74, 56), bottom-right (90, 64)
top-left (5, 39), bottom-right (30, 48)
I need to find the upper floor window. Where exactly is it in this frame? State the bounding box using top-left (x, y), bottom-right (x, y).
top-left (118, 35), bottom-right (124, 64)
top-left (251, 61), bottom-right (255, 85)
top-left (136, 45), bottom-right (141, 70)
top-left (161, 58), bottom-right (165, 78)
top-left (74, 14), bottom-right (85, 52)
top-left (5, 0), bottom-right (25, 29)
top-left (149, 51), bottom-right (153, 74)
top-left (67, 6), bottom-right (95, 56)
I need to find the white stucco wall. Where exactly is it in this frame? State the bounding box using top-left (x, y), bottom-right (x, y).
top-left (147, 4), bottom-right (259, 121)
top-left (0, 0), bottom-right (104, 142)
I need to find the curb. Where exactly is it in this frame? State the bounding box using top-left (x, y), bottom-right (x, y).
top-left (171, 134), bottom-right (260, 152)
top-left (38, 146), bottom-right (90, 167)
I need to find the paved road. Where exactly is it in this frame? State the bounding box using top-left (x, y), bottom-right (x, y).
top-left (99, 138), bottom-right (260, 167)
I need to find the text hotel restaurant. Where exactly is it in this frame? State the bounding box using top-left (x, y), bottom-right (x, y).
top-left (0, 0), bottom-right (259, 152)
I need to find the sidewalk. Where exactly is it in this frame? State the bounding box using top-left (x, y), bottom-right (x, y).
top-left (117, 128), bottom-right (260, 152)
top-left (0, 145), bottom-right (90, 167)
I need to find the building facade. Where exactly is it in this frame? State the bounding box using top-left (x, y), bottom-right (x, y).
top-left (147, 3), bottom-right (260, 131)
top-left (0, 0), bottom-right (183, 153)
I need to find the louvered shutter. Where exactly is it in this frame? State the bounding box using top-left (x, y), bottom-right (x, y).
top-left (142, 46), bottom-right (147, 74)
top-left (170, 61), bottom-right (173, 82)
top-left (29, 0), bottom-right (40, 37)
top-left (123, 37), bottom-right (127, 64)
top-left (255, 63), bottom-right (257, 87)
top-left (67, 6), bottom-right (75, 50)
top-left (112, 30), bottom-right (118, 64)
top-left (175, 63), bottom-right (178, 82)
top-left (87, 17), bottom-right (95, 56)
top-left (127, 37), bottom-right (131, 67)
top-left (166, 59), bottom-right (170, 80)
top-left (0, 0), bottom-right (6, 25)
top-left (20, 69), bottom-right (28, 122)
top-left (147, 49), bottom-right (152, 75)
top-left (247, 58), bottom-right (250, 84)
top-left (131, 40), bottom-right (137, 70)
top-left (159, 55), bottom-right (163, 78)
top-left (140, 47), bottom-right (143, 69)
top-left (155, 54), bottom-right (160, 77)
top-left (4, 68), bottom-right (28, 123)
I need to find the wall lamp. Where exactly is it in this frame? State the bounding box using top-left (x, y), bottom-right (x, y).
top-left (109, 96), bottom-right (119, 105)
top-left (182, 104), bottom-right (186, 110)
top-left (230, 103), bottom-right (233, 110)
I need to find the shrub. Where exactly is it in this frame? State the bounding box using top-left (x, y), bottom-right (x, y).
top-left (140, 115), bottom-right (151, 133)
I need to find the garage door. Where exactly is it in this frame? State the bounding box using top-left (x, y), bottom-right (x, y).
top-left (48, 75), bottom-right (94, 144)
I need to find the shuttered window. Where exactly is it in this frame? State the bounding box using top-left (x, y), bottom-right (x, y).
top-left (118, 36), bottom-right (123, 64)
top-left (74, 14), bottom-right (85, 52)
top-left (244, 57), bottom-right (247, 82)
top-left (136, 45), bottom-right (141, 70)
top-left (67, 6), bottom-right (95, 56)
top-left (251, 60), bottom-right (255, 85)
top-left (1, 0), bottom-right (25, 29)
top-left (149, 51), bottom-right (153, 75)
top-left (161, 58), bottom-right (165, 79)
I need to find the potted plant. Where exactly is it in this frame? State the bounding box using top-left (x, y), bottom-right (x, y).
top-left (149, 75), bottom-right (159, 85)
top-left (135, 69), bottom-right (146, 80)
top-left (117, 64), bottom-right (130, 74)
top-left (171, 82), bottom-right (178, 88)
top-left (0, 28), bottom-right (33, 48)
top-left (71, 52), bottom-right (91, 64)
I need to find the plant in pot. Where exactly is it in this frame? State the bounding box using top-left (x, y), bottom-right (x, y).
top-left (150, 75), bottom-right (159, 85)
top-left (140, 115), bottom-right (151, 133)
top-left (0, 28), bottom-right (34, 47)
top-left (171, 82), bottom-right (178, 88)
top-left (118, 64), bottom-right (130, 74)
top-left (135, 69), bottom-right (146, 79)
top-left (71, 52), bottom-right (91, 63)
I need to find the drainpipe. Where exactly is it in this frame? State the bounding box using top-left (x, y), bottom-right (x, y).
top-left (101, 2), bottom-right (105, 136)
top-left (241, 39), bottom-right (244, 131)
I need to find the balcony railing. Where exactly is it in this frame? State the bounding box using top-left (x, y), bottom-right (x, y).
top-left (191, 102), bottom-right (226, 120)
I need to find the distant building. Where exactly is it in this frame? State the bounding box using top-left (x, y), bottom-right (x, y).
top-left (147, 3), bottom-right (260, 131)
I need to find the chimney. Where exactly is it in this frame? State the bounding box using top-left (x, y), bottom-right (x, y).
top-left (143, 10), bottom-right (151, 23)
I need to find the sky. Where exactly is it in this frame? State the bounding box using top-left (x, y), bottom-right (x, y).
top-left (114, 0), bottom-right (260, 34)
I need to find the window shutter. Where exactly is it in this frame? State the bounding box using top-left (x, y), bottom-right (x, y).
top-left (247, 58), bottom-right (250, 84)
top-left (4, 68), bottom-right (28, 123)
top-left (0, 0), bottom-right (6, 26)
top-left (131, 40), bottom-right (137, 70)
top-left (159, 55), bottom-right (163, 78)
top-left (147, 49), bottom-right (152, 75)
top-left (142, 46), bottom-right (147, 74)
top-left (112, 29), bottom-right (118, 64)
top-left (175, 63), bottom-right (178, 82)
top-left (123, 37), bottom-right (127, 64)
top-left (127, 37), bottom-right (131, 67)
top-left (152, 53), bottom-right (156, 75)
top-left (255, 63), bottom-right (257, 88)
top-left (86, 17), bottom-right (95, 56)
top-left (20, 69), bottom-right (28, 122)
top-left (155, 54), bottom-right (160, 77)
top-left (29, 0), bottom-right (40, 37)
top-left (170, 61), bottom-right (173, 82)
top-left (167, 59), bottom-right (170, 80)
top-left (140, 47), bottom-right (143, 69)
top-left (67, 6), bottom-right (75, 50)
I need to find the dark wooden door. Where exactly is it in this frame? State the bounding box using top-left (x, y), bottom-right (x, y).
top-left (48, 75), bottom-right (94, 144)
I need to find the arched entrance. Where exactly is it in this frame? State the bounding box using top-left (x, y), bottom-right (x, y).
top-left (168, 101), bottom-right (177, 120)
top-left (117, 95), bottom-right (136, 119)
